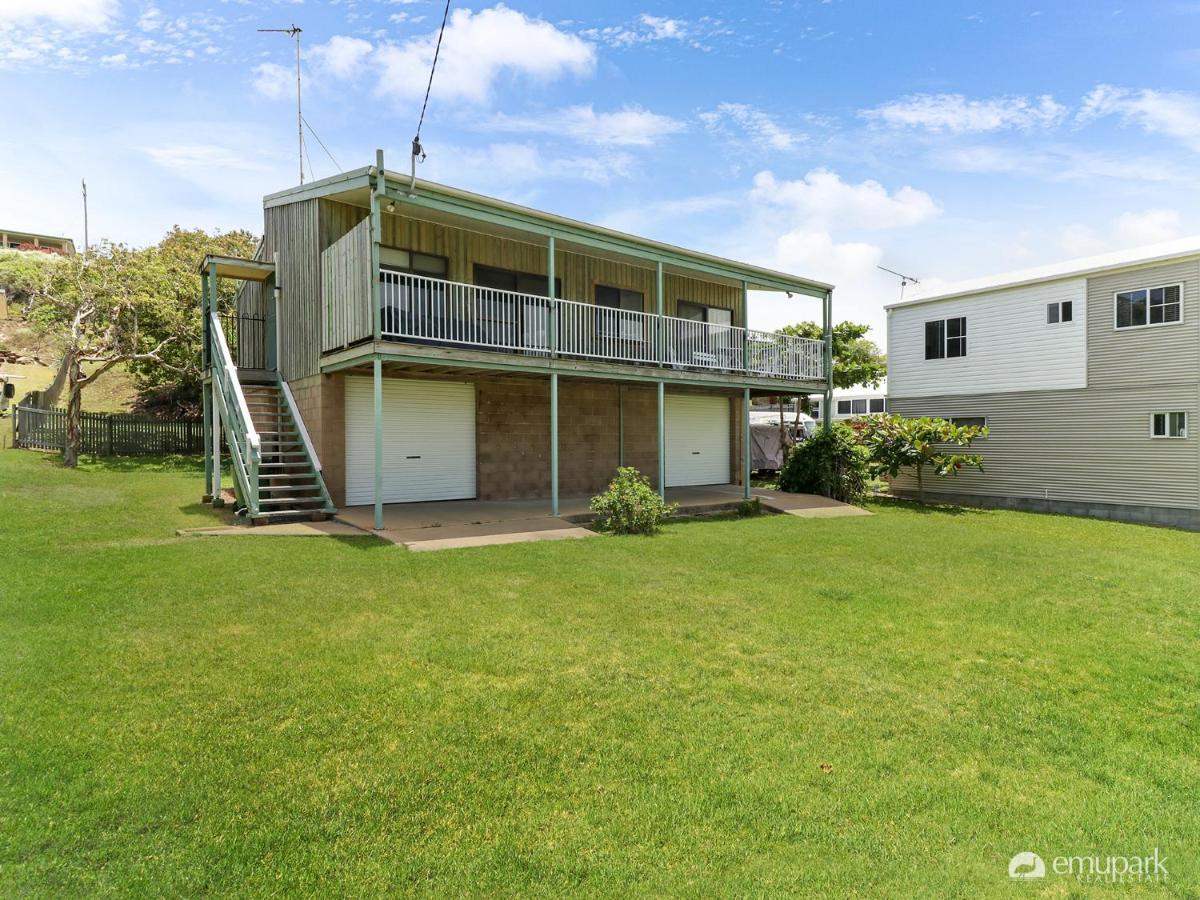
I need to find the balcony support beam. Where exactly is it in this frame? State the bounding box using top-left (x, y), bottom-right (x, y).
top-left (370, 150), bottom-right (384, 343)
top-left (373, 354), bottom-right (384, 530)
top-left (743, 387), bottom-right (752, 500)
top-left (657, 380), bottom-right (665, 499)
top-left (550, 372), bottom-right (559, 517)
top-left (822, 289), bottom-right (834, 429)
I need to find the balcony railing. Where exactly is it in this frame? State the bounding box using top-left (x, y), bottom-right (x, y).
top-left (380, 271), bottom-right (824, 381)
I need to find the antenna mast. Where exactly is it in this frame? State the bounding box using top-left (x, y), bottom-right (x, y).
top-left (877, 265), bottom-right (920, 303)
top-left (258, 24), bottom-right (304, 184)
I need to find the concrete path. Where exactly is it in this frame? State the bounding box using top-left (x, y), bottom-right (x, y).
top-left (369, 516), bottom-right (597, 552)
top-left (178, 521), bottom-right (370, 538)
top-left (753, 488), bottom-right (873, 518)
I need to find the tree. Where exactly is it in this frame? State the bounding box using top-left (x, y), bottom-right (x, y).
top-left (24, 242), bottom-right (189, 466)
top-left (856, 414), bottom-right (987, 503)
top-left (124, 227), bottom-right (256, 413)
top-left (780, 320), bottom-right (887, 391)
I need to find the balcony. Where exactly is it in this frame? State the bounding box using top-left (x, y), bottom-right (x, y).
top-left (379, 271), bottom-right (824, 382)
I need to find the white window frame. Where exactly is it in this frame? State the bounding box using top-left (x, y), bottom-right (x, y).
top-left (949, 415), bottom-right (988, 429)
top-left (924, 316), bottom-right (967, 360)
top-left (1046, 300), bottom-right (1074, 325)
top-left (1150, 411), bottom-right (1188, 439)
top-left (1113, 283), bottom-right (1184, 332)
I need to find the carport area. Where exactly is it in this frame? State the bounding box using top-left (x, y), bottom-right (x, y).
top-left (335, 484), bottom-right (868, 550)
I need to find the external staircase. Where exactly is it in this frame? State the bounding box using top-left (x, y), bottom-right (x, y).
top-left (206, 306), bottom-right (335, 524)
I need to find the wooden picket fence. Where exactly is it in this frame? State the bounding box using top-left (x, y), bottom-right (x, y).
top-left (12, 406), bottom-right (203, 456)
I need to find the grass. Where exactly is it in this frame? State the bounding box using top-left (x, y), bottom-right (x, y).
top-left (1, 448), bottom-right (1196, 897)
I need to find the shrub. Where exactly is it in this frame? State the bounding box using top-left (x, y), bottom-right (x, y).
top-left (736, 497), bottom-right (762, 518)
top-left (856, 414), bottom-right (987, 503)
top-left (778, 423), bottom-right (870, 504)
top-left (589, 466), bottom-right (678, 535)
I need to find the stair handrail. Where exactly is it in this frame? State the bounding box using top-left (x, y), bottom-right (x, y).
top-left (278, 376), bottom-right (336, 512)
top-left (209, 310), bottom-right (261, 514)
top-left (279, 379), bottom-right (320, 471)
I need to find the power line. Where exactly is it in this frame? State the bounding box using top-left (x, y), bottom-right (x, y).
top-left (410, 0), bottom-right (452, 188)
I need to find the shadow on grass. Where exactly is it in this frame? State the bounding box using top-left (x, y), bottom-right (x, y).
top-left (867, 496), bottom-right (987, 517)
top-left (80, 454), bottom-right (205, 474)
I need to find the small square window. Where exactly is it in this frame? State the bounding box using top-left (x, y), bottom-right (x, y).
top-left (1061, 301), bottom-right (1073, 322)
top-left (1047, 303), bottom-right (1060, 324)
top-left (869, 398), bottom-right (886, 413)
top-left (1152, 411), bottom-right (1187, 438)
top-left (851, 399), bottom-right (868, 415)
top-left (836, 400), bottom-right (852, 415)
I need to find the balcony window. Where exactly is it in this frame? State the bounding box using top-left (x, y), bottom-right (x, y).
top-left (595, 285), bottom-right (645, 341)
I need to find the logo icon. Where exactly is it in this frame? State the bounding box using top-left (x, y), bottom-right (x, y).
top-left (1009, 852), bottom-right (1046, 880)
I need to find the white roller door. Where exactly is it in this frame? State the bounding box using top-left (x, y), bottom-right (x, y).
top-left (666, 393), bottom-right (731, 486)
top-left (344, 377), bottom-right (476, 505)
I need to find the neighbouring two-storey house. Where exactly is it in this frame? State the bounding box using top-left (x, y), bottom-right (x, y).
top-left (200, 153), bottom-right (834, 526)
top-left (886, 237), bottom-right (1200, 530)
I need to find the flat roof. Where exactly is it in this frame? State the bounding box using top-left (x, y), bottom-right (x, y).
top-left (263, 162), bottom-right (833, 296)
top-left (889, 236), bottom-right (1200, 309)
top-left (0, 229), bottom-right (76, 250)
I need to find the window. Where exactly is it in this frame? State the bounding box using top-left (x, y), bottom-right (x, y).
top-left (676, 301), bottom-right (732, 326)
top-left (474, 264), bottom-right (560, 298)
top-left (951, 416), bottom-right (987, 429)
top-left (1047, 301), bottom-right (1073, 324)
top-left (1151, 412), bottom-right (1187, 438)
top-left (925, 317), bottom-right (966, 359)
top-left (379, 248), bottom-right (450, 335)
top-left (836, 400), bottom-right (852, 415)
top-left (595, 285), bottom-right (645, 341)
top-left (674, 301), bottom-right (735, 364)
top-left (810, 401), bottom-right (821, 420)
top-left (1116, 284), bottom-right (1182, 329)
top-left (851, 399), bottom-right (868, 415)
top-left (869, 398), bottom-right (886, 413)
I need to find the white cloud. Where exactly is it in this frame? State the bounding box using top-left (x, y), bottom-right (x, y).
top-left (309, 35), bottom-right (373, 79)
top-left (1059, 209), bottom-right (1184, 256)
top-left (1076, 84), bottom-right (1200, 151)
top-left (487, 104), bottom-right (685, 147)
top-left (374, 5), bottom-right (594, 104)
top-left (1115, 209), bottom-right (1183, 245)
top-left (252, 62), bottom-right (292, 100)
top-left (100, 52), bottom-right (128, 66)
top-left (936, 144), bottom-right (1187, 183)
top-left (750, 169), bottom-right (940, 230)
top-left (142, 143), bottom-right (271, 173)
top-left (638, 14), bottom-right (686, 41)
top-left (863, 92), bottom-right (1067, 133)
top-left (421, 141), bottom-right (633, 188)
top-left (700, 103), bottom-right (803, 151)
top-left (0, 0), bottom-right (117, 29)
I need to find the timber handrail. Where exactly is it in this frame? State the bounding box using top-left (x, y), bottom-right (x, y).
top-left (208, 310), bottom-right (261, 514)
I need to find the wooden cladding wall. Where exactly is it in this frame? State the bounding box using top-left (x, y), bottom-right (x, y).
top-left (321, 216), bottom-right (373, 352)
top-left (373, 206), bottom-right (744, 321)
top-left (264, 199), bottom-right (322, 380)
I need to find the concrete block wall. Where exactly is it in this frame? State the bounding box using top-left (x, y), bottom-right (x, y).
top-left (289, 369), bottom-right (745, 507)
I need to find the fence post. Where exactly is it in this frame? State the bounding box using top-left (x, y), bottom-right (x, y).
top-left (106, 415), bottom-right (114, 456)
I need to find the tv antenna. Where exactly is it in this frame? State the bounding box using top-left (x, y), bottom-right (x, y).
top-left (258, 24), bottom-right (304, 184)
top-left (878, 265), bottom-right (920, 303)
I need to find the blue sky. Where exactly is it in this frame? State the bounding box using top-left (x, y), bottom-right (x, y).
top-left (3, 0), bottom-right (1200, 343)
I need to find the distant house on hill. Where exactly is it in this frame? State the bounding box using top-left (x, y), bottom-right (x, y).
top-left (0, 229), bottom-right (76, 255)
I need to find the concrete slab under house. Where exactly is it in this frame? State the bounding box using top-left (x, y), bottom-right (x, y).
top-left (197, 151), bottom-right (837, 530)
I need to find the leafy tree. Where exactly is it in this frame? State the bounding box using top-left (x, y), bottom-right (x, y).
top-left (778, 422), bottom-right (870, 503)
top-left (780, 320), bottom-right (887, 392)
top-left (0, 249), bottom-right (65, 312)
top-left (124, 227), bottom-right (256, 412)
top-left (24, 241), bottom-right (198, 466)
top-left (857, 414), bottom-right (987, 503)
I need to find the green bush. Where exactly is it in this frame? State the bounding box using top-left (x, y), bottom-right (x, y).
top-left (589, 466), bottom-right (678, 535)
top-left (778, 423), bottom-right (869, 504)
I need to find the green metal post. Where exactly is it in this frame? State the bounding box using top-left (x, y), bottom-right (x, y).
top-left (547, 234), bottom-right (557, 356)
top-left (373, 355), bottom-right (384, 530)
top-left (202, 381), bottom-right (213, 500)
top-left (822, 290), bottom-right (834, 429)
top-left (741, 280), bottom-right (749, 373)
top-left (550, 372), bottom-right (559, 516)
top-left (371, 149), bottom-right (384, 342)
top-left (655, 260), bottom-right (664, 364)
top-left (743, 387), bottom-right (752, 499)
top-left (657, 380), bottom-right (665, 499)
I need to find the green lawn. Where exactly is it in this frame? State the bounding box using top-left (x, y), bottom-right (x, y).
top-left (1, 449), bottom-right (1196, 897)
